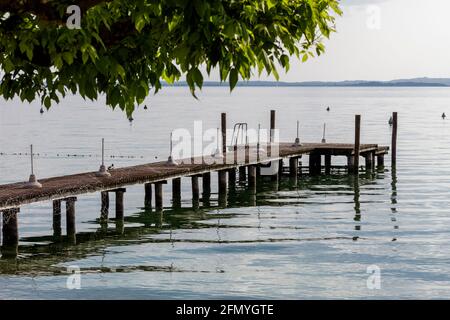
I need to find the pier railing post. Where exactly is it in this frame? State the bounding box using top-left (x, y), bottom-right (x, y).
top-left (391, 112), bottom-right (398, 167)
top-left (354, 115), bottom-right (361, 175)
top-left (1, 208), bottom-right (20, 258)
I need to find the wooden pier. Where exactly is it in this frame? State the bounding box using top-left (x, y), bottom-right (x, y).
top-left (0, 111), bottom-right (393, 258)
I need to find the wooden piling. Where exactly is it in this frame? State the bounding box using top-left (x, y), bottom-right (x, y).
top-left (172, 178), bottom-right (181, 207)
top-left (269, 110), bottom-right (276, 156)
top-left (289, 157), bottom-right (298, 177)
top-left (115, 188), bottom-right (126, 220)
top-left (347, 155), bottom-right (355, 174)
top-left (1, 208), bottom-right (19, 257)
top-left (218, 170), bottom-right (227, 193)
top-left (66, 197), bottom-right (77, 243)
top-left (53, 200), bottom-right (62, 238)
top-left (279, 159), bottom-right (284, 177)
top-left (354, 115), bottom-right (361, 175)
top-left (325, 154), bottom-right (332, 175)
top-left (144, 183), bottom-right (152, 208)
top-left (191, 176), bottom-right (200, 201)
top-left (100, 191), bottom-right (109, 220)
top-left (377, 154), bottom-right (385, 167)
top-left (239, 166), bottom-right (246, 181)
top-left (202, 173), bottom-right (211, 195)
top-left (392, 112), bottom-right (398, 166)
top-left (227, 168), bottom-right (236, 186)
top-left (309, 152), bottom-right (321, 175)
top-left (248, 165), bottom-right (257, 189)
top-left (155, 182), bottom-right (164, 211)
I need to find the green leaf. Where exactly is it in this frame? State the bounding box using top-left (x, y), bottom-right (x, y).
top-left (229, 68), bottom-right (238, 91)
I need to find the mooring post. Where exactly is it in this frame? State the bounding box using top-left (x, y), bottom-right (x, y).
top-left (53, 200), bottom-right (62, 239)
top-left (218, 170), bottom-right (227, 206)
top-left (144, 183), bottom-right (152, 209)
top-left (354, 115), bottom-right (361, 175)
top-left (100, 191), bottom-right (109, 221)
top-left (347, 155), bottom-right (355, 174)
top-left (221, 113), bottom-right (227, 156)
top-left (289, 157), bottom-right (299, 177)
top-left (392, 112), bottom-right (398, 167)
top-left (155, 182), bottom-right (164, 211)
top-left (115, 188), bottom-right (126, 220)
top-left (309, 152), bottom-right (321, 175)
top-left (66, 197), bottom-right (77, 243)
top-left (1, 208), bottom-right (20, 258)
top-left (239, 166), bottom-right (246, 181)
top-left (325, 154), bottom-right (332, 175)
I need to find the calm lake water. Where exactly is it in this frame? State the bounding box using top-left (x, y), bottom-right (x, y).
top-left (1, 87), bottom-right (450, 299)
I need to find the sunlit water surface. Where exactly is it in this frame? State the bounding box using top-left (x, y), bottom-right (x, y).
top-left (1, 87), bottom-right (450, 299)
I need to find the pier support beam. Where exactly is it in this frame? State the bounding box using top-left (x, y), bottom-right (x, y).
top-left (377, 154), bottom-right (385, 168)
top-left (218, 170), bottom-right (227, 207)
top-left (144, 183), bottom-right (152, 209)
top-left (1, 208), bottom-right (19, 258)
top-left (100, 191), bottom-right (109, 221)
top-left (248, 165), bottom-right (257, 190)
top-left (155, 182), bottom-right (165, 211)
top-left (228, 168), bottom-right (236, 185)
top-left (66, 197), bottom-right (77, 244)
top-left (289, 157), bottom-right (299, 178)
top-left (115, 188), bottom-right (126, 220)
top-left (172, 178), bottom-right (181, 208)
top-left (202, 173), bottom-right (211, 206)
top-left (239, 166), bottom-right (246, 182)
top-left (347, 155), bottom-right (355, 174)
top-left (279, 159), bottom-right (284, 177)
top-left (325, 155), bottom-right (332, 175)
top-left (53, 200), bottom-right (62, 239)
top-left (191, 176), bottom-right (200, 202)
top-left (309, 152), bottom-right (321, 175)
top-left (365, 153), bottom-right (374, 171)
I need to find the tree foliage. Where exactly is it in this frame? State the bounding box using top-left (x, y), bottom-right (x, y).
top-left (0, 0), bottom-right (341, 116)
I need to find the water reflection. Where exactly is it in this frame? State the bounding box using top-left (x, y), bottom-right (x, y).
top-left (0, 172), bottom-right (384, 276)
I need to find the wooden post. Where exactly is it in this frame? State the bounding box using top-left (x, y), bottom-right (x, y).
top-left (289, 157), bottom-right (298, 177)
top-left (53, 200), bottom-right (62, 238)
top-left (269, 110), bottom-right (276, 156)
top-left (218, 170), bottom-right (227, 207)
top-left (115, 188), bottom-right (126, 220)
top-left (377, 154), bottom-right (385, 167)
top-left (66, 197), bottom-right (77, 243)
top-left (202, 173), bottom-right (211, 195)
top-left (392, 112), bottom-right (398, 167)
top-left (309, 152), bottom-right (321, 175)
top-left (100, 191), bottom-right (109, 221)
top-left (354, 115), bottom-right (361, 175)
top-left (248, 165), bottom-right (257, 189)
top-left (155, 182), bottom-right (164, 211)
top-left (239, 166), bottom-right (246, 181)
top-left (172, 178), bottom-right (181, 207)
top-left (144, 183), bottom-right (152, 208)
top-left (191, 176), bottom-right (200, 202)
top-left (228, 168), bottom-right (237, 185)
top-left (1, 208), bottom-right (19, 257)
top-left (325, 154), bottom-right (332, 175)
top-left (221, 113), bottom-right (227, 155)
top-left (347, 155), bottom-right (355, 174)
top-left (279, 159), bottom-right (284, 177)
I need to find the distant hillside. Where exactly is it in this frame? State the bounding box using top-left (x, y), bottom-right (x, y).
top-left (167, 78), bottom-right (450, 87)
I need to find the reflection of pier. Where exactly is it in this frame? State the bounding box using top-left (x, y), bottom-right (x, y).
top-left (0, 111), bottom-right (393, 258)
top-left (0, 174), bottom-right (384, 275)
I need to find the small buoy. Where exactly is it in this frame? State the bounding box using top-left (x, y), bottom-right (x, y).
top-left (326, 107), bottom-right (330, 112)
top-left (388, 116), bottom-right (393, 126)
top-left (442, 113), bottom-right (446, 119)
top-left (144, 105), bottom-right (148, 110)
top-left (40, 108), bottom-right (44, 114)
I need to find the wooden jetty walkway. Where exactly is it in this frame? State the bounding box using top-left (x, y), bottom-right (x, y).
top-left (0, 111), bottom-right (395, 258)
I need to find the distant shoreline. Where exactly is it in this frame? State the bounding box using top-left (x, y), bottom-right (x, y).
top-left (166, 78), bottom-right (450, 88)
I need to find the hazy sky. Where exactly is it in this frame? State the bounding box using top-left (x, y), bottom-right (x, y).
top-left (260, 0), bottom-right (450, 82)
